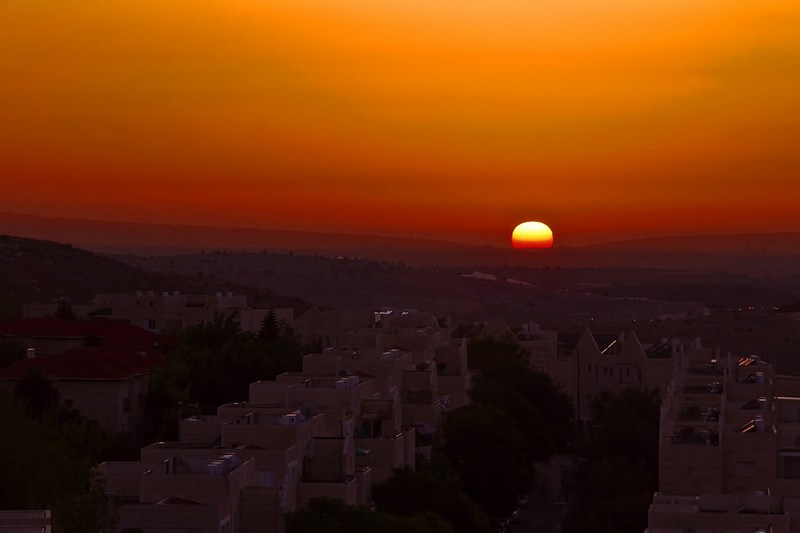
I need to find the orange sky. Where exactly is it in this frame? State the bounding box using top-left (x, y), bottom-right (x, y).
top-left (2, 0), bottom-right (799, 246)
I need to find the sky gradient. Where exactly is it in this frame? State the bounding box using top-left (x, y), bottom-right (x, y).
top-left (2, 0), bottom-right (799, 246)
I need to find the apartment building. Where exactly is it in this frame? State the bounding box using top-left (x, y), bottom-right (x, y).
top-left (99, 451), bottom-right (256, 533)
top-left (0, 347), bottom-right (162, 434)
top-left (648, 349), bottom-right (800, 532)
top-left (0, 510), bottom-right (51, 532)
top-left (23, 292), bottom-right (293, 335)
top-left (456, 317), bottom-right (682, 424)
top-left (96, 328), bottom-right (462, 532)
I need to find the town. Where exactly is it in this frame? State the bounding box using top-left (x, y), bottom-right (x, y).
top-left (2, 254), bottom-right (800, 533)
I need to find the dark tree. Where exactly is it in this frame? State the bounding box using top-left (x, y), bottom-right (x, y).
top-left (13, 367), bottom-right (60, 420)
top-left (442, 404), bottom-right (530, 518)
top-left (145, 311), bottom-right (304, 441)
top-left (468, 336), bottom-right (575, 460)
top-left (0, 338), bottom-right (26, 369)
top-left (55, 298), bottom-right (76, 320)
top-left (372, 456), bottom-right (491, 533)
top-left (258, 307), bottom-right (282, 342)
top-left (560, 388), bottom-right (661, 533)
top-left (284, 497), bottom-right (453, 533)
top-left (0, 393), bottom-right (117, 532)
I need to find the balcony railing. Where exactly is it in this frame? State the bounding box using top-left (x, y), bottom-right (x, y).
top-left (670, 429), bottom-right (719, 446)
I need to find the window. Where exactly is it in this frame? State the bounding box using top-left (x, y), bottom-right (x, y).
top-left (123, 397), bottom-right (130, 413)
top-left (147, 319), bottom-right (157, 330)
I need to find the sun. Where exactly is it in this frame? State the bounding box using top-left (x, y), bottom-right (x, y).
top-left (512, 221), bottom-right (553, 249)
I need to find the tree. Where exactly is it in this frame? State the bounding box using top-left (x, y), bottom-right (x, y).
top-left (0, 393), bottom-right (117, 532)
top-left (0, 337), bottom-right (25, 369)
top-left (13, 367), bottom-right (60, 420)
top-left (259, 307), bottom-right (282, 342)
top-left (285, 498), bottom-right (387, 533)
top-left (145, 312), bottom-right (304, 441)
top-left (373, 455), bottom-right (491, 533)
top-left (55, 298), bottom-right (76, 320)
top-left (560, 388), bottom-right (661, 533)
top-left (285, 497), bottom-right (454, 533)
top-left (467, 336), bottom-right (575, 461)
top-left (442, 404), bottom-right (530, 518)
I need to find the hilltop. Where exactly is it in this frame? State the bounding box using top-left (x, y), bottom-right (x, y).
top-left (119, 250), bottom-right (713, 325)
top-left (0, 235), bottom-right (307, 317)
top-left (3, 212), bottom-right (800, 275)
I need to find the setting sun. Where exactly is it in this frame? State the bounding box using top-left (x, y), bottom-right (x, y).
top-left (512, 221), bottom-right (554, 249)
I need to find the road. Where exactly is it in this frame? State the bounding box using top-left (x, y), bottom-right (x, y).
top-left (512, 455), bottom-right (572, 533)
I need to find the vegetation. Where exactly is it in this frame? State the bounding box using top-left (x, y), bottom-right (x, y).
top-left (0, 337), bottom-right (25, 369)
top-left (468, 336), bottom-right (575, 460)
top-left (145, 312), bottom-right (305, 440)
top-left (441, 404), bottom-right (529, 519)
top-left (372, 455), bottom-right (491, 533)
top-left (435, 336), bottom-right (575, 517)
top-left (286, 336), bottom-right (574, 529)
top-left (560, 388), bottom-right (661, 533)
top-left (0, 234), bottom-right (308, 321)
top-left (285, 497), bottom-right (454, 533)
top-left (0, 380), bottom-right (118, 533)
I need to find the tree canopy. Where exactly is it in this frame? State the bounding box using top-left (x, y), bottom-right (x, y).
top-left (0, 392), bottom-right (117, 533)
top-left (372, 455), bottom-right (491, 533)
top-left (560, 388), bottom-right (661, 533)
top-left (145, 312), bottom-right (305, 441)
top-left (284, 497), bottom-right (454, 533)
top-left (442, 404), bottom-right (530, 518)
top-left (467, 336), bottom-right (575, 458)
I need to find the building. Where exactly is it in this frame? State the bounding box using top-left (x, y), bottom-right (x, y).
top-left (0, 510), bottom-right (51, 532)
top-left (96, 312), bottom-right (466, 532)
top-left (0, 318), bottom-right (166, 355)
top-left (647, 349), bottom-right (800, 532)
top-left (23, 292), bottom-right (293, 335)
top-left (0, 347), bottom-right (163, 434)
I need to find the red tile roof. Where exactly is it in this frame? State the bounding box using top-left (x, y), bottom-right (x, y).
top-left (0, 318), bottom-right (169, 349)
top-left (0, 348), bottom-right (165, 381)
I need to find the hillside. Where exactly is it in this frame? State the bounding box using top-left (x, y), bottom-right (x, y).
top-left (594, 232), bottom-right (800, 253)
top-left (120, 251), bottom-right (713, 326)
top-left (0, 235), bottom-right (307, 317)
top-left (3, 212), bottom-right (800, 275)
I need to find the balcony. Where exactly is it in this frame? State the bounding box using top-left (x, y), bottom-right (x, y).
top-left (678, 405), bottom-right (719, 422)
top-left (404, 390), bottom-right (434, 405)
top-left (683, 382), bottom-right (723, 394)
top-left (670, 427), bottom-right (719, 446)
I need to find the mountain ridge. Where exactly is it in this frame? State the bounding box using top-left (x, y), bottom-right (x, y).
top-left (3, 211), bottom-right (799, 254)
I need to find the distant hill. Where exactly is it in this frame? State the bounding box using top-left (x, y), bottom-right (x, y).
top-left (0, 235), bottom-right (307, 317)
top-left (120, 250), bottom-right (715, 325)
top-left (0, 211), bottom-right (470, 255)
top-left (593, 233), bottom-right (800, 253)
top-left (2, 211), bottom-right (799, 275)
